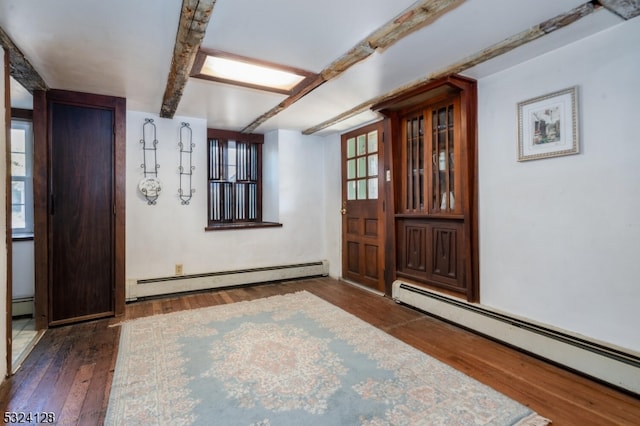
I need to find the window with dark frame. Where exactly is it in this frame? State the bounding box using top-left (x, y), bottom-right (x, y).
top-left (11, 118), bottom-right (34, 237)
top-left (206, 129), bottom-right (281, 230)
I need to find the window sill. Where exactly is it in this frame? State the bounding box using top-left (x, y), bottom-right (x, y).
top-left (12, 233), bottom-right (34, 241)
top-left (205, 221), bottom-right (283, 231)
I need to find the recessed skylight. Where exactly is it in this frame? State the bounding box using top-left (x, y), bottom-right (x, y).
top-left (191, 49), bottom-right (315, 95)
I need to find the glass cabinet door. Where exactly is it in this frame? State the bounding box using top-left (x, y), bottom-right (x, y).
top-left (428, 97), bottom-right (460, 214)
top-left (402, 113), bottom-right (424, 212)
top-left (400, 96), bottom-right (460, 215)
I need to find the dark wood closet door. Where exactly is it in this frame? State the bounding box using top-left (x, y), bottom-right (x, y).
top-left (49, 103), bottom-right (114, 324)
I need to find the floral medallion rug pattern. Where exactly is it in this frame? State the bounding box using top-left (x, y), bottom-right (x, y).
top-left (106, 291), bottom-right (550, 425)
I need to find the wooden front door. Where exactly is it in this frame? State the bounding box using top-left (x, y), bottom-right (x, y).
top-left (341, 122), bottom-right (385, 292)
top-left (48, 99), bottom-right (115, 324)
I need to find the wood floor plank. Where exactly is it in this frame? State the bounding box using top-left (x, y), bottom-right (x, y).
top-left (0, 326), bottom-right (70, 410)
top-left (39, 323), bottom-right (98, 416)
top-left (59, 363), bottom-right (95, 424)
top-left (218, 290), bottom-right (234, 304)
top-left (1, 277), bottom-right (638, 426)
top-left (77, 322), bottom-right (120, 425)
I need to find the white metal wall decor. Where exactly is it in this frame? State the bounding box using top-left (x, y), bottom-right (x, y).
top-left (178, 122), bottom-right (195, 205)
top-left (139, 118), bottom-right (162, 205)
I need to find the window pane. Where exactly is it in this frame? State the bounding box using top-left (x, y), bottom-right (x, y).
top-left (208, 134), bottom-right (263, 226)
top-left (209, 139), bottom-right (223, 180)
top-left (357, 157), bottom-right (366, 178)
top-left (368, 178), bottom-right (378, 199)
top-left (347, 181), bottom-right (356, 200)
top-left (250, 144), bottom-right (258, 181)
top-left (368, 154), bottom-right (378, 177)
top-left (234, 142), bottom-right (259, 182)
top-left (236, 143), bottom-right (246, 181)
top-left (357, 179), bottom-right (367, 200)
top-left (11, 153), bottom-right (26, 176)
top-left (12, 205), bottom-right (26, 230)
top-left (347, 159), bottom-right (356, 179)
top-left (367, 131), bottom-right (378, 153)
top-left (227, 141), bottom-right (237, 182)
top-left (249, 183), bottom-right (257, 219)
top-left (11, 128), bottom-right (26, 153)
top-left (347, 138), bottom-right (356, 158)
top-left (10, 120), bottom-right (33, 234)
top-left (12, 181), bottom-right (25, 204)
top-left (357, 135), bottom-right (366, 155)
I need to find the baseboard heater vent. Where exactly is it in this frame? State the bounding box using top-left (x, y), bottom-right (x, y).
top-left (127, 261), bottom-right (329, 301)
top-left (392, 280), bottom-right (640, 395)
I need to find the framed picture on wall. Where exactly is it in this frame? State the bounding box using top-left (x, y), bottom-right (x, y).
top-left (517, 86), bottom-right (579, 161)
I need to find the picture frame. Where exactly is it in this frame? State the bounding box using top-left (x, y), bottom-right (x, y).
top-left (517, 86), bottom-right (579, 161)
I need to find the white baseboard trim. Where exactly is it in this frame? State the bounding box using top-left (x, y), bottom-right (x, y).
top-left (392, 280), bottom-right (640, 395)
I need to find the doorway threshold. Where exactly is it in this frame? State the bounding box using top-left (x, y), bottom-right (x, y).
top-left (340, 278), bottom-right (385, 296)
top-left (11, 318), bottom-right (45, 374)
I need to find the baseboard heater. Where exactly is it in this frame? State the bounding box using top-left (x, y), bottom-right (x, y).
top-left (12, 297), bottom-right (34, 317)
top-left (392, 280), bottom-right (640, 395)
top-left (127, 261), bottom-right (329, 301)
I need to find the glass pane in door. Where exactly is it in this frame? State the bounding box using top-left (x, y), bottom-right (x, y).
top-left (368, 178), bottom-right (378, 199)
top-left (368, 154), bottom-right (378, 176)
top-left (347, 138), bottom-right (356, 158)
top-left (357, 157), bottom-right (367, 178)
top-left (357, 179), bottom-right (367, 200)
top-left (347, 159), bottom-right (356, 179)
top-left (347, 181), bottom-right (356, 200)
top-left (368, 131), bottom-right (378, 153)
top-left (357, 135), bottom-right (366, 155)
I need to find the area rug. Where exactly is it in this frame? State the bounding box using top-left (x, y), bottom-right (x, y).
top-left (105, 291), bottom-right (550, 425)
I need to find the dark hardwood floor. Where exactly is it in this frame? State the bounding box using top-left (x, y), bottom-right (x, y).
top-left (1, 277), bottom-right (638, 425)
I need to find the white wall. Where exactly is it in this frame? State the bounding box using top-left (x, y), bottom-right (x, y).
top-left (126, 113), bottom-right (328, 281)
top-left (1, 48), bottom-right (8, 379)
top-left (322, 133), bottom-right (342, 279)
top-left (478, 19), bottom-right (640, 353)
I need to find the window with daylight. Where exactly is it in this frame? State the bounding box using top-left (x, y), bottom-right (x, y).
top-left (11, 118), bottom-right (34, 237)
top-left (206, 129), bottom-right (281, 230)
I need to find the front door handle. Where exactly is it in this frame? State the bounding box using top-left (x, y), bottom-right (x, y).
top-left (340, 208), bottom-right (347, 215)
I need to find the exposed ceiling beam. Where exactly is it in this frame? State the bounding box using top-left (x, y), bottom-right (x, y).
top-left (241, 0), bottom-right (464, 133)
top-left (0, 25), bottom-right (48, 93)
top-left (160, 0), bottom-right (217, 118)
top-left (366, 0), bottom-right (465, 50)
top-left (597, 0), bottom-right (640, 19)
top-left (304, 1), bottom-right (599, 135)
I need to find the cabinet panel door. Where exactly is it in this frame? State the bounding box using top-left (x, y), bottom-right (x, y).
top-left (397, 219), bottom-right (465, 291)
top-left (426, 221), bottom-right (465, 290)
top-left (397, 220), bottom-right (428, 282)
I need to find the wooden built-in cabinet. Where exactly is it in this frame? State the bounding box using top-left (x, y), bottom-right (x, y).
top-left (376, 75), bottom-right (478, 301)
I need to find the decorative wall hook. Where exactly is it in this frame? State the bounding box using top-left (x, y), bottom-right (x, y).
top-left (178, 122), bottom-right (195, 205)
top-left (139, 118), bottom-right (162, 205)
